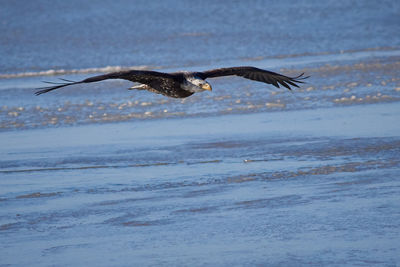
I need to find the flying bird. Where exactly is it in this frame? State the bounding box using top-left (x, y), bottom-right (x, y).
top-left (36, 66), bottom-right (308, 98)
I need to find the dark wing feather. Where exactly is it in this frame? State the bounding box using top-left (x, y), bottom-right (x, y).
top-left (195, 66), bottom-right (309, 90)
top-left (35, 70), bottom-right (176, 95)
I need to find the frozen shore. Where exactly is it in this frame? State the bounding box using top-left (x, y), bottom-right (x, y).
top-left (1, 102), bottom-right (399, 266)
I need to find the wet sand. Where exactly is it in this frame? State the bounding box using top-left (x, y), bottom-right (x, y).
top-left (1, 101), bottom-right (400, 266)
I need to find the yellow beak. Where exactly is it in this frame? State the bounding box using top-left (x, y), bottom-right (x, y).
top-left (201, 83), bottom-right (212, 91)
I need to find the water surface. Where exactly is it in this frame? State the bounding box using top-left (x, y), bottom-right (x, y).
top-left (1, 1), bottom-right (400, 266)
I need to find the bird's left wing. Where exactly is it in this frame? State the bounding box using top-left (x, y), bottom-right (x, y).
top-left (35, 70), bottom-right (176, 95)
top-left (195, 66), bottom-right (308, 90)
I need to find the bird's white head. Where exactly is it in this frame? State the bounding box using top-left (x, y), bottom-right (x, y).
top-left (184, 76), bottom-right (212, 93)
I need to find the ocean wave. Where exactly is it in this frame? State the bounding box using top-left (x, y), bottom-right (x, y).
top-left (0, 65), bottom-right (158, 79)
top-left (1, 46), bottom-right (399, 80)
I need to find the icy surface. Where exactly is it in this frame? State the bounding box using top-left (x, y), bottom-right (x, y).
top-left (1, 103), bottom-right (400, 266)
top-left (1, 1), bottom-right (400, 266)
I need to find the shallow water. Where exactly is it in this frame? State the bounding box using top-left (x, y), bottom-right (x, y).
top-left (1, 1), bottom-right (400, 266)
top-left (1, 103), bottom-right (400, 266)
top-left (1, 50), bottom-right (400, 131)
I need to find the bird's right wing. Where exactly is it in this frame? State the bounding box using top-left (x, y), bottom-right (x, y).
top-left (35, 70), bottom-right (176, 95)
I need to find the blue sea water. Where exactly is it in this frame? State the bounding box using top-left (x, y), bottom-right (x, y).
top-left (1, 0), bottom-right (399, 75)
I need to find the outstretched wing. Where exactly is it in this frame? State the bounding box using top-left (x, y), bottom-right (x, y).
top-left (35, 70), bottom-right (176, 95)
top-left (195, 66), bottom-right (309, 90)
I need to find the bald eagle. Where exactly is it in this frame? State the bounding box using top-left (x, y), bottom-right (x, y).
top-left (36, 66), bottom-right (308, 98)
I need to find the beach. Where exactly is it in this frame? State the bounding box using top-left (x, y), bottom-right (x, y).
top-left (1, 1), bottom-right (400, 266)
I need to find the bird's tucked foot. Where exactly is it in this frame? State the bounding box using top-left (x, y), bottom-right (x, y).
top-left (128, 84), bottom-right (150, 90)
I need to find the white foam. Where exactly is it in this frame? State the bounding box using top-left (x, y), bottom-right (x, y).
top-left (0, 65), bottom-right (157, 79)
